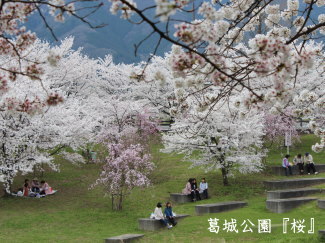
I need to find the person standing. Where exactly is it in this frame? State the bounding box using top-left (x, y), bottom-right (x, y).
top-left (293, 154), bottom-right (304, 175)
top-left (282, 154), bottom-right (293, 176)
top-left (164, 202), bottom-right (177, 227)
top-left (304, 152), bottom-right (318, 175)
top-left (199, 178), bottom-right (208, 199)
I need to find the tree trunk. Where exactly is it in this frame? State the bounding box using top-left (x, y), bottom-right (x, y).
top-left (117, 193), bottom-right (123, 211)
top-left (221, 168), bottom-right (229, 186)
top-left (111, 194), bottom-right (114, 210)
top-left (3, 181), bottom-right (11, 197)
top-left (111, 193), bottom-right (123, 211)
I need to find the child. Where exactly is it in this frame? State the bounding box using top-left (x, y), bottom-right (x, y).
top-left (23, 179), bottom-right (30, 188)
top-left (154, 202), bottom-right (172, 229)
top-left (199, 178), bottom-right (208, 199)
top-left (23, 182), bottom-right (30, 197)
top-left (164, 202), bottom-right (177, 227)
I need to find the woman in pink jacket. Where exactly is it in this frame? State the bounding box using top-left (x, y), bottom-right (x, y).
top-left (182, 178), bottom-right (192, 195)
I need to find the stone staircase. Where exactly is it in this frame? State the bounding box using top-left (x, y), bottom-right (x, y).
top-left (264, 178), bottom-right (325, 213)
top-left (267, 188), bottom-right (323, 199)
top-left (264, 178), bottom-right (325, 190)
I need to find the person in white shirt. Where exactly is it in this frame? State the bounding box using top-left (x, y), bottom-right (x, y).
top-left (293, 154), bottom-right (304, 175)
top-left (153, 202), bottom-right (172, 229)
top-left (304, 152), bottom-right (318, 175)
top-left (199, 178), bottom-right (208, 199)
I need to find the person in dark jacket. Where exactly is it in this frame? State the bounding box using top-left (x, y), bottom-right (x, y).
top-left (164, 202), bottom-right (177, 226)
top-left (191, 178), bottom-right (201, 201)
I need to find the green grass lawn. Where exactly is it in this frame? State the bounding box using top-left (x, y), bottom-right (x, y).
top-left (0, 135), bottom-right (324, 242)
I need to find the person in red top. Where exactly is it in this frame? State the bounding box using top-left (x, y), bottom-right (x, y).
top-left (23, 181), bottom-right (30, 197)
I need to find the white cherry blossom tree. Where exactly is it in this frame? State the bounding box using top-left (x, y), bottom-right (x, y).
top-left (162, 95), bottom-right (266, 186)
top-left (0, 38), bottom-right (105, 195)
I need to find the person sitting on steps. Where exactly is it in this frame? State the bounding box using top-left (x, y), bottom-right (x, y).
top-left (293, 154), bottom-right (304, 175)
top-left (304, 152), bottom-right (318, 175)
top-left (182, 178), bottom-right (192, 196)
top-left (153, 202), bottom-right (172, 229)
top-left (190, 178), bottom-right (201, 201)
top-left (164, 202), bottom-right (177, 227)
top-left (199, 178), bottom-right (208, 199)
top-left (282, 154), bottom-right (293, 176)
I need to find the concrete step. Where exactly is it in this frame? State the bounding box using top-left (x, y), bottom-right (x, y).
top-left (138, 214), bottom-right (190, 231)
top-left (266, 197), bottom-right (317, 213)
top-left (319, 230), bottom-right (325, 240)
top-left (105, 234), bottom-right (144, 243)
top-left (268, 165), bottom-right (325, 176)
top-left (267, 188), bottom-right (323, 199)
top-left (195, 201), bottom-right (247, 215)
top-left (318, 199), bottom-right (325, 209)
top-left (263, 178), bottom-right (325, 190)
top-left (170, 193), bottom-right (205, 203)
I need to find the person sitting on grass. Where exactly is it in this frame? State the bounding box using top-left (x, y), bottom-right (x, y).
top-left (164, 202), bottom-right (177, 227)
top-left (40, 180), bottom-right (52, 195)
top-left (153, 202), bottom-right (172, 229)
top-left (293, 154), bottom-right (304, 175)
top-left (304, 152), bottom-right (318, 175)
top-left (23, 179), bottom-right (30, 188)
top-left (31, 178), bottom-right (40, 193)
top-left (191, 178), bottom-right (201, 201)
top-left (199, 178), bottom-right (208, 199)
top-left (182, 178), bottom-right (192, 195)
top-left (23, 182), bottom-right (30, 197)
top-left (282, 154), bottom-right (292, 176)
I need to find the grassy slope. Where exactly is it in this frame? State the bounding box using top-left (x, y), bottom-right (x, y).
top-left (0, 135), bottom-right (324, 243)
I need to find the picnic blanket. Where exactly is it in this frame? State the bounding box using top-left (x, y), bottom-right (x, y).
top-left (11, 190), bottom-right (58, 198)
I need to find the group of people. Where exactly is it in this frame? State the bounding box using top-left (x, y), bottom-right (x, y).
top-left (182, 178), bottom-right (208, 201)
top-left (152, 202), bottom-right (177, 229)
top-left (17, 178), bottom-right (53, 197)
top-left (282, 152), bottom-right (319, 176)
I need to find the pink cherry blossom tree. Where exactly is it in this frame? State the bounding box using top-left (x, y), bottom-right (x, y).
top-left (263, 111), bottom-right (299, 147)
top-left (91, 143), bottom-right (154, 210)
top-left (90, 100), bottom-right (159, 210)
